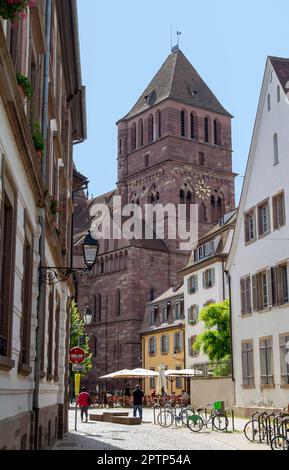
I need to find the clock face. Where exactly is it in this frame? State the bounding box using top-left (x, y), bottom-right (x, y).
top-left (195, 180), bottom-right (211, 200)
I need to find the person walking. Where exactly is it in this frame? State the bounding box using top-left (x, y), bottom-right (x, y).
top-left (76, 387), bottom-right (91, 423)
top-left (132, 384), bottom-right (144, 421)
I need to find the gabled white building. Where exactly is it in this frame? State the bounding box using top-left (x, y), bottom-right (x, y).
top-left (181, 212), bottom-right (236, 371)
top-left (227, 57), bottom-right (289, 415)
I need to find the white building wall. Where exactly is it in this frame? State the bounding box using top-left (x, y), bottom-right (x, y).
top-left (229, 62), bottom-right (289, 408)
top-left (184, 260), bottom-right (228, 368)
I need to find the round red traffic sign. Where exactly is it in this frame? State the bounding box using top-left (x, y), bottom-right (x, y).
top-left (69, 347), bottom-right (85, 364)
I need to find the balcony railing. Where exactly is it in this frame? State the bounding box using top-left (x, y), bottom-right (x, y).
top-left (192, 361), bottom-right (232, 379)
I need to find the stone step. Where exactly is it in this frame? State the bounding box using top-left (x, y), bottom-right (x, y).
top-left (103, 411), bottom-right (129, 422)
top-left (111, 416), bottom-right (142, 425)
top-left (89, 414), bottom-right (103, 422)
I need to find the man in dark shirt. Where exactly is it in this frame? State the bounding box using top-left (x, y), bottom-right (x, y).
top-left (132, 384), bottom-right (144, 421)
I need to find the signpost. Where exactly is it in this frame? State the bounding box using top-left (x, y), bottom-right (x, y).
top-left (70, 347), bottom-right (85, 431)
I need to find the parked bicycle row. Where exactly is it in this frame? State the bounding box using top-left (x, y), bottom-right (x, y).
top-left (154, 402), bottom-right (235, 433)
top-left (243, 407), bottom-right (289, 451)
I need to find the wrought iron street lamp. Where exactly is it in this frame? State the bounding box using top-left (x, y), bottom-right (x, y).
top-left (83, 306), bottom-right (93, 326)
top-left (39, 230), bottom-right (99, 285)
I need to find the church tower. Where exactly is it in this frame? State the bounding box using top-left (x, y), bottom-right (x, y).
top-left (77, 48), bottom-right (235, 388)
top-left (117, 48), bottom-right (235, 242)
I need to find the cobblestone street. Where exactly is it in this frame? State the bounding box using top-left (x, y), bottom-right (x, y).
top-left (53, 408), bottom-right (268, 451)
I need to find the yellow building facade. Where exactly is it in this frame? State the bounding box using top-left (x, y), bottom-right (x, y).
top-left (141, 284), bottom-right (186, 396)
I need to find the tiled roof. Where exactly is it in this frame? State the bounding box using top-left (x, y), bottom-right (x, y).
top-left (270, 56), bottom-right (289, 93)
top-left (121, 49), bottom-right (231, 120)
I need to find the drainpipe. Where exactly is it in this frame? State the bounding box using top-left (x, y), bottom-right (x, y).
top-left (33, 0), bottom-right (52, 450)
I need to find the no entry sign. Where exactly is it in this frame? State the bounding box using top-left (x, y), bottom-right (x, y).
top-left (69, 347), bottom-right (85, 364)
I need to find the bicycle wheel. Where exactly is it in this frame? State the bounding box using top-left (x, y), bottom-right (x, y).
top-left (180, 406), bottom-right (194, 426)
top-left (157, 410), bottom-right (174, 428)
top-left (270, 435), bottom-right (289, 451)
top-left (212, 413), bottom-right (229, 431)
top-left (187, 414), bottom-right (204, 433)
top-left (243, 420), bottom-right (267, 442)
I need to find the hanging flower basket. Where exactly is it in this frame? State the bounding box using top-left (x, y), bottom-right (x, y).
top-left (31, 122), bottom-right (44, 158)
top-left (16, 72), bottom-right (33, 101)
top-left (0, 0), bottom-right (36, 22)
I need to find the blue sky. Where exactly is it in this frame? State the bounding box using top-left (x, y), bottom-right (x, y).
top-left (74, 0), bottom-right (289, 203)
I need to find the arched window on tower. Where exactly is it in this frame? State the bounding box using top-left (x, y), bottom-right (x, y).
top-left (180, 189), bottom-right (185, 204)
top-left (186, 191), bottom-right (192, 219)
top-left (131, 123), bottom-right (136, 151)
top-left (148, 114), bottom-right (154, 143)
top-left (181, 110), bottom-right (186, 137)
top-left (199, 203), bottom-right (207, 222)
top-left (214, 119), bottom-right (220, 145)
top-left (138, 119), bottom-right (144, 147)
top-left (157, 110), bottom-right (162, 138)
top-left (190, 113), bottom-right (196, 139)
top-left (211, 195), bottom-right (216, 223)
top-left (94, 337), bottom-right (97, 357)
top-left (204, 117), bottom-right (210, 143)
top-left (217, 197), bottom-right (224, 220)
top-left (116, 289), bottom-right (121, 316)
top-left (97, 294), bottom-right (102, 321)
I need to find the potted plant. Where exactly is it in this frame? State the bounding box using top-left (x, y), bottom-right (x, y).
top-left (50, 196), bottom-right (61, 216)
top-left (0, 0), bottom-right (36, 22)
top-left (31, 122), bottom-right (44, 158)
top-left (16, 72), bottom-right (33, 101)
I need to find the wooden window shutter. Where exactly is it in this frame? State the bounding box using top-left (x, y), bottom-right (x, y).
top-left (267, 267), bottom-right (273, 308)
top-left (252, 274), bottom-right (258, 311)
top-left (245, 276), bottom-right (252, 313)
top-left (240, 279), bottom-right (246, 314)
top-left (277, 265), bottom-right (283, 305)
top-left (273, 196), bottom-right (278, 230)
top-left (271, 267), bottom-right (278, 306)
top-left (244, 214), bottom-right (249, 243)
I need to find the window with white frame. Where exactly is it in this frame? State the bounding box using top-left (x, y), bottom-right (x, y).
top-left (279, 334), bottom-right (289, 385)
top-left (173, 302), bottom-right (182, 320)
top-left (176, 366), bottom-right (183, 388)
top-left (161, 305), bottom-right (168, 324)
top-left (174, 332), bottom-right (183, 353)
top-left (188, 336), bottom-right (198, 358)
top-left (203, 268), bottom-right (215, 289)
top-left (244, 209), bottom-right (256, 243)
top-left (149, 337), bottom-right (156, 355)
top-left (273, 192), bottom-right (285, 229)
top-left (258, 200), bottom-right (270, 236)
top-left (149, 309), bottom-right (157, 326)
top-left (194, 240), bottom-right (215, 262)
top-left (160, 335), bottom-right (169, 354)
top-left (187, 274), bottom-right (198, 294)
top-left (188, 305), bottom-right (199, 325)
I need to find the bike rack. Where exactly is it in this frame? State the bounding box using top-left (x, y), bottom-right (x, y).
top-left (225, 408), bottom-right (235, 432)
top-left (153, 403), bottom-right (162, 425)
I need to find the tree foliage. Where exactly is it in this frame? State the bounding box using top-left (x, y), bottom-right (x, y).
top-left (70, 301), bottom-right (92, 375)
top-left (193, 299), bottom-right (231, 362)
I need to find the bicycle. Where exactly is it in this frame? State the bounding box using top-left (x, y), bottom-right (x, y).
top-left (187, 403), bottom-right (229, 433)
top-left (270, 417), bottom-right (289, 451)
top-left (243, 412), bottom-right (268, 443)
top-left (157, 404), bottom-right (194, 428)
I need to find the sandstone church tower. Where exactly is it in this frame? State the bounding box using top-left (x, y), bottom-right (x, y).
top-left (76, 48), bottom-right (235, 388)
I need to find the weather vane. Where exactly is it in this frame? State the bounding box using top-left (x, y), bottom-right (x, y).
top-left (171, 29), bottom-right (182, 53)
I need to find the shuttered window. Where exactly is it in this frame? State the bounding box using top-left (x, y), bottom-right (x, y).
top-left (149, 337), bottom-right (156, 355)
top-left (258, 200), bottom-right (270, 236)
top-left (188, 336), bottom-right (198, 358)
top-left (259, 338), bottom-right (274, 385)
top-left (188, 305), bottom-right (199, 324)
top-left (160, 335), bottom-right (169, 354)
top-left (242, 341), bottom-right (254, 386)
top-left (19, 217), bottom-right (33, 370)
top-left (203, 269), bottom-right (215, 289)
top-left (54, 297), bottom-right (60, 381)
top-left (279, 335), bottom-right (289, 385)
top-left (187, 275), bottom-right (198, 294)
top-left (47, 287), bottom-right (54, 379)
top-left (273, 192), bottom-right (286, 229)
top-left (240, 276), bottom-right (252, 315)
top-left (244, 209), bottom-right (256, 243)
top-left (0, 183), bottom-right (16, 361)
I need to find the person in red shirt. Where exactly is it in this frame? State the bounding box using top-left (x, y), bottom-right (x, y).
top-left (76, 387), bottom-right (91, 422)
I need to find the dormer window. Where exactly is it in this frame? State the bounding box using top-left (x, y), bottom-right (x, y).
top-left (194, 240), bottom-right (215, 262)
